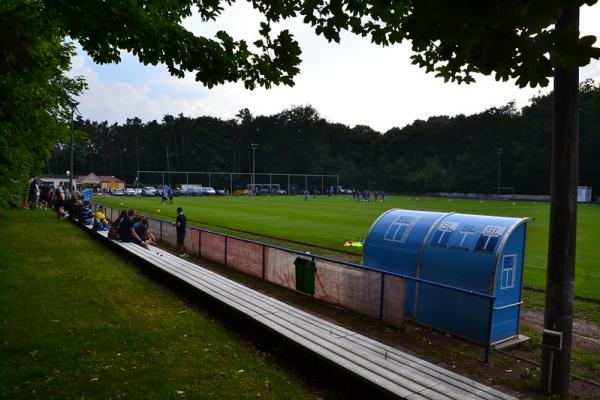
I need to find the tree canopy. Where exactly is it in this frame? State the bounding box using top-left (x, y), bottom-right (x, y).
top-left (48, 82), bottom-right (600, 195)
top-left (2, 0), bottom-right (599, 205)
top-left (0, 1), bottom-right (86, 205)
top-left (16, 1), bottom-right (600, 90)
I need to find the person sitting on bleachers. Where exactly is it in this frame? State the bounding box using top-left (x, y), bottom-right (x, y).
top-left (134, 218), bottom-right (157, 245)
top-left (94, 206), bottom-right (111, 230)
top-left (66, 195), bottom-right (80, 221)
top-left (118, 209), bottom-right (149, 249)
top-left (79, 201), bottom-right (94, 225)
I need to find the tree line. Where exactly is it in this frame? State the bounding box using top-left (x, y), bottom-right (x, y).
top-left (49, 80), bottom-right (600, 195)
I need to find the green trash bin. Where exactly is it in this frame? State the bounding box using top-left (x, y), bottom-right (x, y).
top-left (294, 257), bottom-right (317, 295)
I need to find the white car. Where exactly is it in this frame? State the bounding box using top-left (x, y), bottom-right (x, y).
top-left (142, 186), bottom-right (157, 196)
top-left (124, 188), bottom-right (136, 196)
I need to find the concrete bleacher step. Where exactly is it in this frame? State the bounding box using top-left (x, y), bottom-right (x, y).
top-left (92, 228), bottom-right (516, 400)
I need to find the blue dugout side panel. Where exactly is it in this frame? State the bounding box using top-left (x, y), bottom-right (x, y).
top-left (364, 209), bottom-right (528, 345)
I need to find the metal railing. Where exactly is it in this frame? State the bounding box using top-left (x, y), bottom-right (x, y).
top-left (96, 204), bottom-right (497, 361)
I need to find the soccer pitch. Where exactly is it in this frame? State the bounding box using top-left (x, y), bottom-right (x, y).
top-left (97, 195), bottom-right (600, 300)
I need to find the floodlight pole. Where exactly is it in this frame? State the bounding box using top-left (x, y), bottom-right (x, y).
top-left (496, 147), bottom-right (503, 196)
top-left (250, 143), bottom-right (258, 192)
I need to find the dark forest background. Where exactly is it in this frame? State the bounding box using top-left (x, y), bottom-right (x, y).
top-left (49, 80), bottom-right (600, 194)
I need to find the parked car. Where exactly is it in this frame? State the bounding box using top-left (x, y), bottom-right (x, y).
top-left (134, 188), bottom-right (142, 195)
top-left (124, 188), bottom-right (136, 196)
top-left (199, 187), bottom-right (216, 196)
top-left (337, 186), bottom-right (352, 194)
top-left (142, 186), bottom-right (157, 196)
top-left (272, 188), bottom-right (287, 195)
top-left (111, 189), bottom-right (125, 196)
top-left (178, 188), bottom-right (198, 196)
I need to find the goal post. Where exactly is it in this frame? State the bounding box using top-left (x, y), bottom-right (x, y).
top-left (136, 170), bottom-right (340, 195)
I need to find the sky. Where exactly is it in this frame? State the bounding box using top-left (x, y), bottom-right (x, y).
top-left (70, 3), bottom-right (600, 133)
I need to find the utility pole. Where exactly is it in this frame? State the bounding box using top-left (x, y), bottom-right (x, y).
top-left (496, 147), bottom-right (503, 196)
top-left (68, 99), bottom-right (79, 194)
top-left (250, 143), bottom-right (258, 193)
top-left (540, 7), bottom-right (579, 397)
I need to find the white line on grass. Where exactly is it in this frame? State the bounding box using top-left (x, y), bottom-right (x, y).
top-left (526, 263), bottom-right (600, 279)
top-left (230, 216), bottom-right (284, 221)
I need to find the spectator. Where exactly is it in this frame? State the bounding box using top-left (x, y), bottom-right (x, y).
top-left (118, 209), bottom-right (149, 249)
top-left (95, 206), bottom-right (111, 230)
top-left (55, 182), bottom-right (65, 212)
top-left (39, 185), bottom-right (49, 210)
top-left (79, 201), bottom-right (94, 225)
top-left (134, 218), bottom-right (156, 245)
top-left (47, 188), bottom-right (54, 210)
top-left (66, 195), bottom-right (80, 220)
top-left (28, 179), bottom-right (39, 209)
top-left (108, 210), bottom-right (127, 239)
top-left (176, 207), bottom-right (187, 257)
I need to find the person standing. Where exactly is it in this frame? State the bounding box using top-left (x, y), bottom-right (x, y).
top-left (55, 182), bottom-right (65, 212)
top-left (176, 207), bottom-right (187, 257)
top-left (39, 184), bottom-right (49, 210)
top-left (28, 179), bottom-right (39, 209)
top-left (168, 187), bottom-right (174, 204)
top-left (161, 186), bottom-right (168, 205)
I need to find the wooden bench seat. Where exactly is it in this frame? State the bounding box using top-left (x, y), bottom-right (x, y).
top-left (88, 227), bottom-right (516, 400)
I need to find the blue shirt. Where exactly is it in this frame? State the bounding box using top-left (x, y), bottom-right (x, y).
top-left (79, 206), bottom-right (94, 225)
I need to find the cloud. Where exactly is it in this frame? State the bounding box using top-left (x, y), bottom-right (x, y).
top-left (69, 2), bottom-right (600, 132)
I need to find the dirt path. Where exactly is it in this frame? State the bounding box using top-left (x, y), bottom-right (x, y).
top-left (521, 309), bottom-right (600, 351)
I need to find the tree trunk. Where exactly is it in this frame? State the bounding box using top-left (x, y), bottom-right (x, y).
top-left (540, 7), bottom-right (579, 397)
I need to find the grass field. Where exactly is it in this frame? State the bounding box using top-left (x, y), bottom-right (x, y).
top-left (0, 210), bottom-right (319, 399)
top-left (97, 195), bottom-right (600, 300)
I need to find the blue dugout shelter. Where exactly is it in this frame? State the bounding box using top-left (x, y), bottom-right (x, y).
top-left (364, 209), bottom-right (528, 345)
